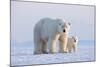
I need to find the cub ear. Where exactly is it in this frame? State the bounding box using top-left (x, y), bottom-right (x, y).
top-left (68, 22), bottom-right (71, 26)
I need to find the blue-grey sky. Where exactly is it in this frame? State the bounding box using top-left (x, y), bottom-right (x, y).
top-left (11, 1), bottom-right (95, 43)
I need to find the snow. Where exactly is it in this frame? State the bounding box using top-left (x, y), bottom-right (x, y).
top-left (11, 40), bottom-right (95, 66)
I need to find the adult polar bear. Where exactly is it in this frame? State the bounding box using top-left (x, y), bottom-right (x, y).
top-left (34, 18), bottom-right (70, 54)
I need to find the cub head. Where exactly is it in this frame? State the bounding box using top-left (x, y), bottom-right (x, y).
top-left (72, 36), bottom-right (78, 43)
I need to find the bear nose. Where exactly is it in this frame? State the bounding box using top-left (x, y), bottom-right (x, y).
top-left (63, 29), bottom-right (66, 33)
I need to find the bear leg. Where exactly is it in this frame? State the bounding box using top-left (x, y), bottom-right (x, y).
top-left (59, 41), bottom-right (68, 53)
top-left (48, 39), bottom-right (57, 54)
top-left (42, 41), bottom-right (48, 54)
top-left (72, 44), bottom-right (77, 52)
top-left (34, 41), bottom-right (43, 54)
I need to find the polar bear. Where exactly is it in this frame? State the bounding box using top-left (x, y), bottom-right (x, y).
top-left (67, 36), bottom-right (78, 53)
top-left (34, 18), bottom-right (70, 54)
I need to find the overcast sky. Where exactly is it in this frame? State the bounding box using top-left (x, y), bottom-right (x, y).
top-left (11, 1), bottom-right (95, 43)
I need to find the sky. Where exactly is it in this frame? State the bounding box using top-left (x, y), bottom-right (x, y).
top-left (11, 1), bottom-right (95, 43)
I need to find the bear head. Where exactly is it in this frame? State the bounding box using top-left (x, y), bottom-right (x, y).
top-left (72, 36), bottom-right (78, 43)
top-left (56, 19), bottom-right (70, 34)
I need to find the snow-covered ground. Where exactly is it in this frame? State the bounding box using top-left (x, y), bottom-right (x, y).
top-left (11, 40), bottom-right (95, 66)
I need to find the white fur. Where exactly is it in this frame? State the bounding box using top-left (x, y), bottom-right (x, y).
top-left (34, 18), bottom-right (70, 54)
top-left (67, 36), bottom-right (78, 53)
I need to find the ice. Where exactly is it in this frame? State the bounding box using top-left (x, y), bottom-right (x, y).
top-left (11, 40), bottom-right (95, 66)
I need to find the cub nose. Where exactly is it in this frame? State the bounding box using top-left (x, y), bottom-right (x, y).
top-left (74, 39), bottom-right (76, 42)
top-left (63, 29), bottom-right (66, 32)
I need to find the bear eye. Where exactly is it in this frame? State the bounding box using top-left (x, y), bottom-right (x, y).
top-left (59, 23), bottom-right (61, 25)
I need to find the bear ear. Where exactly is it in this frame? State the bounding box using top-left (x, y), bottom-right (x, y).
top-left (56, 19), bottom-right (60, 21)
top-left (68, 22), bottom-right (71, 26)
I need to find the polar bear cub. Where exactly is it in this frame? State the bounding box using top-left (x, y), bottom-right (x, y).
top-left (67, 36), bottom-right (78, 53)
